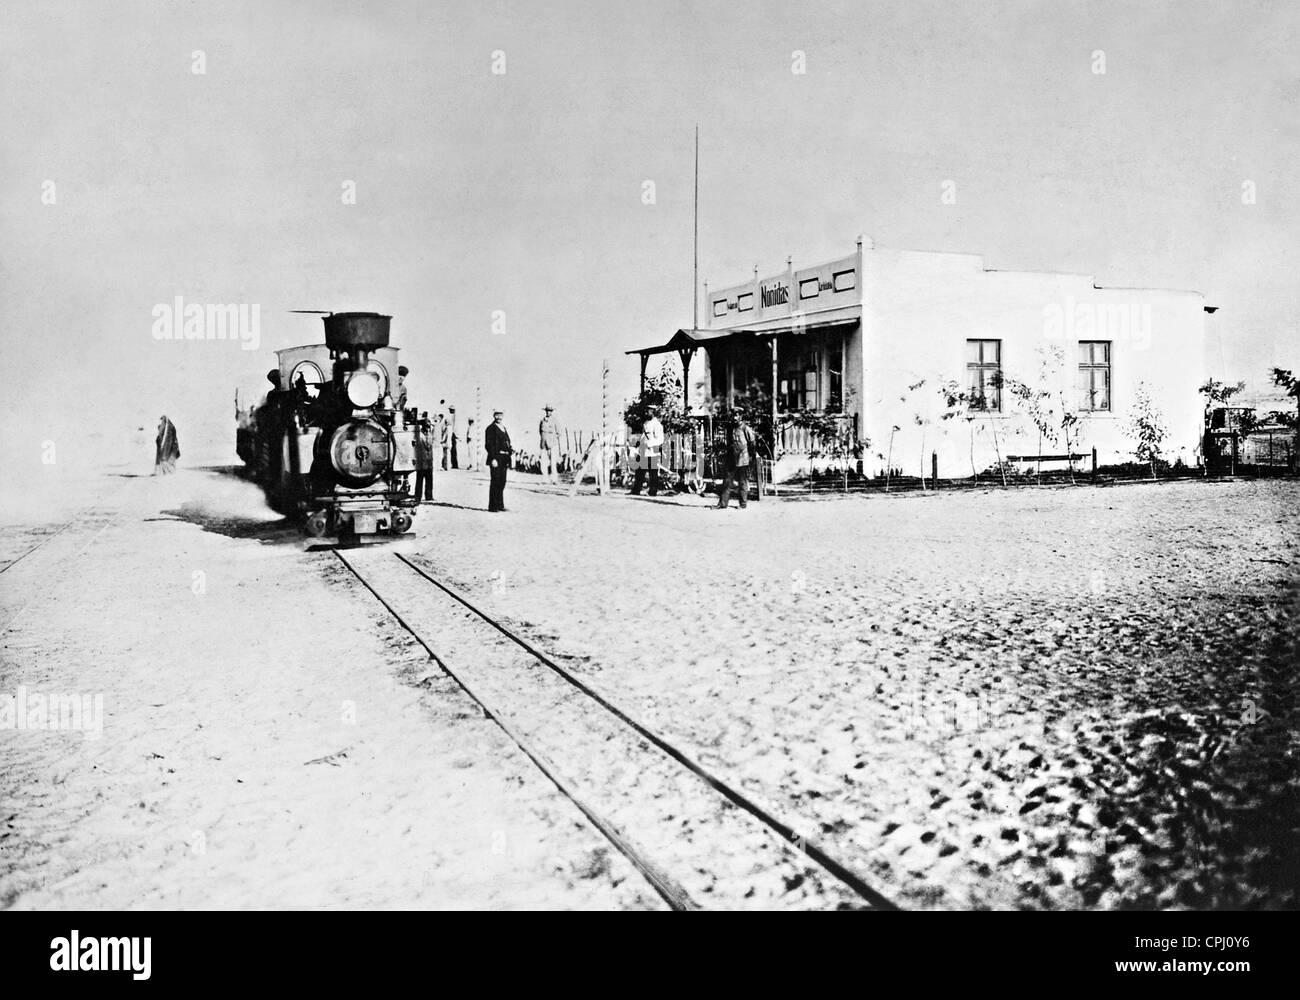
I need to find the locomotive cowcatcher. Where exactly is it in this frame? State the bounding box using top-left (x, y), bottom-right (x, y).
top-left (236, 312), bottom-right (417, 540)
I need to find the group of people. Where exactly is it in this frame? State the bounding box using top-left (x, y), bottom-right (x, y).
top-left (626, 410), bottom-right (757, 509)
top-left (248, 357), bottom-right (759, 514)
top-left (480, 405), bottom-right (759, 512)
top-left (409, 400), bottom-right (469, 502)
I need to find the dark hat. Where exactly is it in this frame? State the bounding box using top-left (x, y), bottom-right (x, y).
top-left (267, 369), bottom-right (280, 383)
top-left (493, 409), bottom-right (503, 417)
top-left (398, 365), bottom-right (409, 376)
top-left (544, 404), bottom-right (554, 411)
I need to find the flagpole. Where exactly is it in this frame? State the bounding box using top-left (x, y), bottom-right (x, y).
top-left (693, 124), bottom-right (699, 334)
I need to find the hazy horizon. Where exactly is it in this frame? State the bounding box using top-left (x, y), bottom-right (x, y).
top-left (3, 0), bottom-right (1296, 469)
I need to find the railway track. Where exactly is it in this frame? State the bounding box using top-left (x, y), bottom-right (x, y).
top-left (0, 496), bottom-right (130, 634)
top-left (335, 547), bottom-right (900, 911)
top-left (0, 522), bottom-right (73, 575)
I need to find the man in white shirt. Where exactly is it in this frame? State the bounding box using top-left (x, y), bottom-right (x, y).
top-left (630, 412), bottom-right (664, 496)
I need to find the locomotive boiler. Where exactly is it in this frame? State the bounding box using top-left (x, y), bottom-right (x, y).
top-left (236, 312), bottom-right (417, 540)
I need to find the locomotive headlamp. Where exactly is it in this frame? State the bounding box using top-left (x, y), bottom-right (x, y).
top-left (345, 370), bottom-right (381, 409)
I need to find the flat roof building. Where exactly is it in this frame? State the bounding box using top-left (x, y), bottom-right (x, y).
top-left (630, 237), bottom-right (1213, 481)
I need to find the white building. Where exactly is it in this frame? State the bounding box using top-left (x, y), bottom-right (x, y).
top-left (630, 237), bottom-right (1213, 481)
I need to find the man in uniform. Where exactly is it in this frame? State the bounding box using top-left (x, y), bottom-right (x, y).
top-left (485, 409), bottom-right (512, 512)
top-left (449, 405), bottom-right (459, 469)
top-left (413, 412), bottom-right (434, 502)
top-left (716, 412), bottom-right (757, 510)
top-left (538, 404), bottom-right (561, 484)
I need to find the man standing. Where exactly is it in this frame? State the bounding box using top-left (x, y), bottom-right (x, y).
top-left (538, 404), bottom-right (560, 484)
top-left (630, 410), bottom-right (664, 496)
top-left (449, 405), bottom-right (459, 469)
top-left (437, 399), bottom-right (451, 470)
top-left (465, 417), bottom-right (476, 470)
top-left (485, 410), bottom-right (512, 511)
top-left (394, 366), bottom-right (409, 411)
top-left (413, 412), bottom-right (434, 502)
top-left (716, 413), bottom-right (756, 510)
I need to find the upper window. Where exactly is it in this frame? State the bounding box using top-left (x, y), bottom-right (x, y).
top-left (832, 269), bottom-right (856, 292)
top-left (289, 360), bottom-right (325, 400)
top-left (1078, 340), bottom-right (1111, 411)
top-left (799, 277), bottom-right (820, 300)
top-left (736, 292), bottom-right (754, 313)
top-left (966, 339), bottom-right (1002, 411)
top-left (712, 299), bottom-right (728, 318)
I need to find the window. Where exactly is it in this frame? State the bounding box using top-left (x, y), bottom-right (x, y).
top-left (736, 292), bottom-right (754, 313)
top-left (712, 298), bottom-right (728, 318)
top-left (1078, 341), bottom-right (1111, 411)
top-left (833, 268), bottom-right (856, 292)
top-left (966, 339), bottom-right (1002, 411)
top-left (289, 360), bottom-right (325, 400)
top-left (799, 277), bottom-right (820, 300)
top-left (779, 342), bottom-right (820, 412)
top-left (829, 356), bottom-right (843, 410)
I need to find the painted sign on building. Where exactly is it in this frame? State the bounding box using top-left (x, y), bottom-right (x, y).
top-left (708, 252), bottom-right (860, 329)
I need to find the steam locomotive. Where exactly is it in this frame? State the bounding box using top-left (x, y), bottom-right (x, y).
top-left (236, 312), bottom-right (417, 540)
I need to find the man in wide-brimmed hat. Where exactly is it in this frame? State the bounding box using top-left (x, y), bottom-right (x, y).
top-left (538, 404), bottom-right (560, 484)
top-left (413, 411), bottom-right (434, 502)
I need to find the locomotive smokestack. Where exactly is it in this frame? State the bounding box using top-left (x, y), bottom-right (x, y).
top-left (322, 312), bottom-right (391, 352)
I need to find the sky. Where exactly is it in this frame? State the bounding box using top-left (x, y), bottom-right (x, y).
top-left (2, 0), bottom-right (1296, 466)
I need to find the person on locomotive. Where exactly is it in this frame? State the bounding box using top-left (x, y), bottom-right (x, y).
top-left (259, 369), bottom-right (282, 409)
top-left (394, 365), bottom-right (409, 411)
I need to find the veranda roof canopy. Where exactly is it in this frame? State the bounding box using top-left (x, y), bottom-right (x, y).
top-left (627, 305), bottom-right (862, 357)
top-left (626, 327), bottom-right (735, 357)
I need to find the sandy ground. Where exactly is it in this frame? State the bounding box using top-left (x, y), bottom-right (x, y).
top-left (0, 467), bottom-right (660, 910)
top-left (410, 468), bottom-right (1300, 909)
top-left (3, 461), bottom-right (1297, 910)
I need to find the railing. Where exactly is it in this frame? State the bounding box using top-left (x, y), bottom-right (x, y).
top-left (775, 413), bottom-right (857, 457)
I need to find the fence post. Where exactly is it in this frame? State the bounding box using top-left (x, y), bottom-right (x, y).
top-left (931, 451), bottom-right (938, 490)
top-left (1091, 446), bottom-right (1097, 482)
top-left (600, 358), bottom-right (609, 494)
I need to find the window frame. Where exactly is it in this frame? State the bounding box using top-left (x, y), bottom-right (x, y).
top-left (966, 338), bottom-right (1003, 413)
top-left (1077, 339), bottom-right (1112, 412)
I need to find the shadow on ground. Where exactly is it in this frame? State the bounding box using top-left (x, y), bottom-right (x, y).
top-left (150, 507), bottom-right (299, 541)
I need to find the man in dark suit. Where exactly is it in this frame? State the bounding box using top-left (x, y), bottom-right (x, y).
top-left (485, 409), bottom-right (512, 512)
